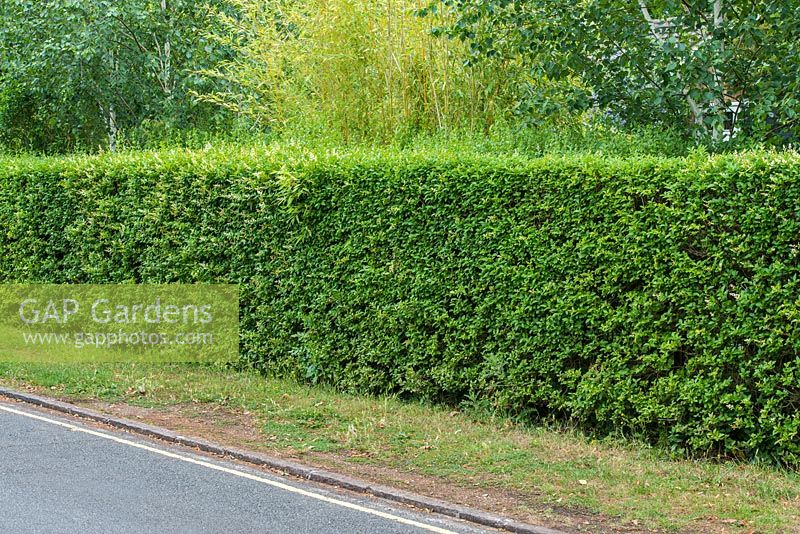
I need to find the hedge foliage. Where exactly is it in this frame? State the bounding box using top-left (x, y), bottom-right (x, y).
top-left (1, 146), bottom-right (799, 465)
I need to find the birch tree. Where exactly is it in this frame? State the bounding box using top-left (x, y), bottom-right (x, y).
top-left (438, 0), bottom-right (800, 142)
top-left (0, 0), bottom-right (223, 152)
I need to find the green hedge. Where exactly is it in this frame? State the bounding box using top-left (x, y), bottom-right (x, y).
top-left (1, 146), bottom-right (799, 464)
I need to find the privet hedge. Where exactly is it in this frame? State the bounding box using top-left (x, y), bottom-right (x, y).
top-left (1, 147), bottom-right (799, 464)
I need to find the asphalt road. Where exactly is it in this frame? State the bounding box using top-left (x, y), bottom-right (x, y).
top-left (0, 401), bottom-right (491, 534)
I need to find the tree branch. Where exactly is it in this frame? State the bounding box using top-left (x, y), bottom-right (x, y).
top-left (114, 15), bottom-right (149, 54)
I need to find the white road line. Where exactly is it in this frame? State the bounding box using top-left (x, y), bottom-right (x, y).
top-left (0, 403), bottom-right (459, 534)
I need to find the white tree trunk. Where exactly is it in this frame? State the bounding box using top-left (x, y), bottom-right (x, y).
top-left (106, 103), bottom-right (118, 152)
top-left (160, 0), bottom-right (172, 95)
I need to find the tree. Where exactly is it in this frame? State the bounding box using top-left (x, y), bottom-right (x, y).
top-left (0, 0), bottom-right (226, 152)
top-left (437, 0), bottom-right (800, 142)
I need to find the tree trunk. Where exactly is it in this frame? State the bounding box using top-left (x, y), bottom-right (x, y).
top-left (107, 103), bottom-right (118, 152)
top-left (160, 0), bottom-right (172, 95)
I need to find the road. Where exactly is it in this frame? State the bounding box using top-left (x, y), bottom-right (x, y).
top-left (0, 400), bottom-right (491, 534)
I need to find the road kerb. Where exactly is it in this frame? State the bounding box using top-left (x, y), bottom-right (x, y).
top-left (0, 386), bottom-right (564, 534)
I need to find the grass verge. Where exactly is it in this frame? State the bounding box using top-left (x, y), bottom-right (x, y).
top-left (0, 362), bottom-right (797, 533)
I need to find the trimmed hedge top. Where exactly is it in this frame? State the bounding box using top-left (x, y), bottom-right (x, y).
top-left (2, 145), bottom-right (800, 465)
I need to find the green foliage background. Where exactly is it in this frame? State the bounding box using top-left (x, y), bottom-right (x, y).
top-left (1, 146), bottom-right (799, 465)
top-left (196, 0), bottom-right (524, 144)
top-left (439, 0), bottom-right (800, 143)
